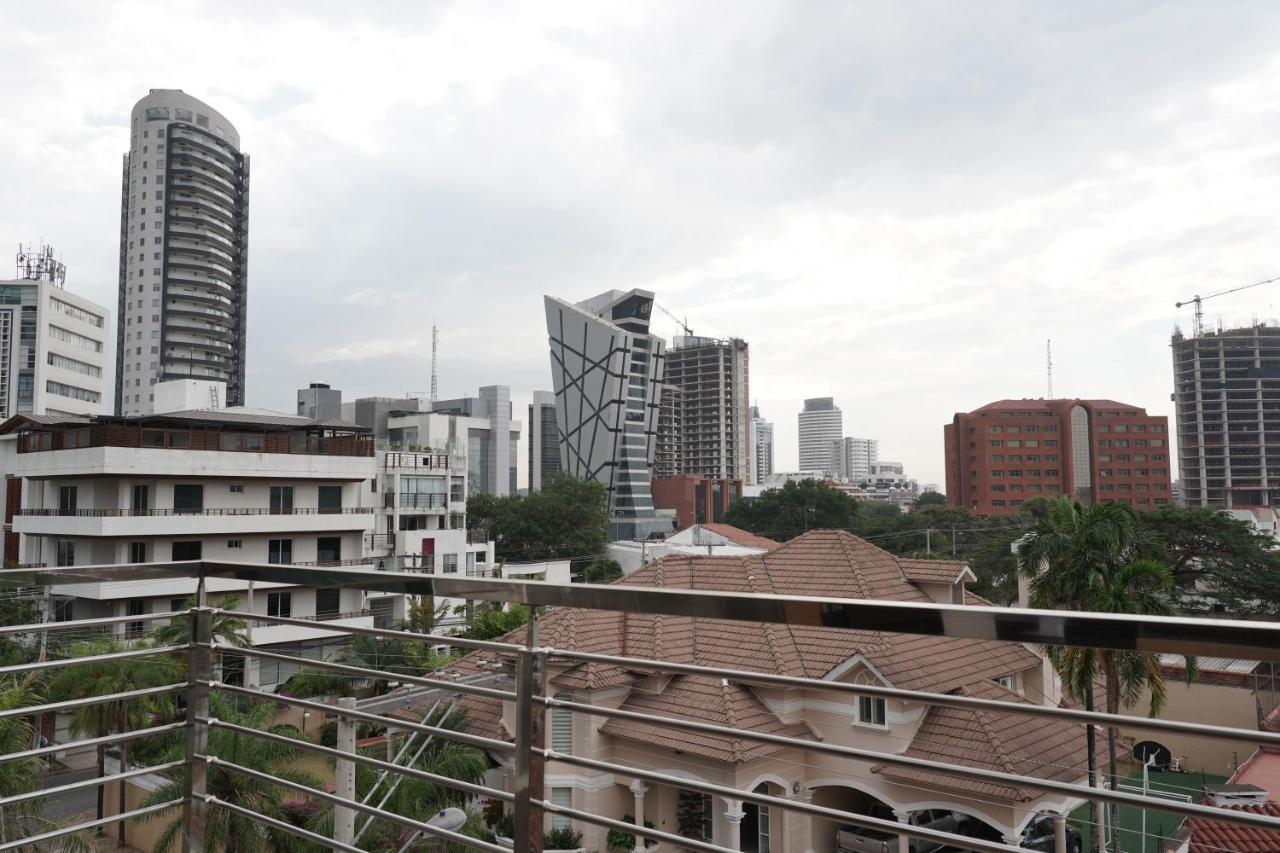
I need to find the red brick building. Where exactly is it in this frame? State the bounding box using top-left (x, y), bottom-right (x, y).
top-left (944, 399), bottom-right (1172, 515)
top-left (650, 475), bottom-right (743, 530)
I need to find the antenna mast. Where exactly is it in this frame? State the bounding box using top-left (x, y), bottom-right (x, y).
top-left (1046, 338), bottom-right (1054, 400)
top-left (430, 323), bottom-right (439, 402)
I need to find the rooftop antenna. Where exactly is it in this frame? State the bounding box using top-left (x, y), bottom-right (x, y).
top-left (430, 323), bottom-right (439, 402)
top-left (1046, 338), bottom-right (1054, 400)
top-left (16, 242), bottom-right (66, 288)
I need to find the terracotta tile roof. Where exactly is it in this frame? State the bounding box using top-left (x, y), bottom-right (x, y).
top-left (599, 674), bottom-right (815, 762)
top-left (898, 558), bottom-right (976, 585)
top-left (694, 524), bottom-right (782, 551)
top-left (872, 680), bottom-right (1087, 802)
top-left (1187, 801), bottom-right (1280, 852)
top-left (422, 530), bottom-right (1042, 768)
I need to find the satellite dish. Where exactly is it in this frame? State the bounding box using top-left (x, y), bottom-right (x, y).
top-left (1133, 740), bottom-right (1172, 770)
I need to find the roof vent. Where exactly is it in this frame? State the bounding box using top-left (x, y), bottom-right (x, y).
top-left (1204, 784), bottom-right (1269, 807)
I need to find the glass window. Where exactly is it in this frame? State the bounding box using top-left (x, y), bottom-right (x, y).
top-left (129, 541), bottom-right (148, 563)
top-left (550, 788), bottom-right (572, 830)
top-left (268, 592), bottom-right (292, 618)
top-left (270, 486), bottom-right (294, 515)
top-left (858, 695), bottom-right (886, 726)
top-left (551, 692), bottom-right (573, 754)
top-left (268, 539), bottom-right (293, 564)
top-left (173, 484), bottom-right (203, 513)
top-left (172, 541), bottom-right (202, 560)
top-left (318, 485), bottom-right (343, 514)
top-left (443, 554), bottom-right (458, 574)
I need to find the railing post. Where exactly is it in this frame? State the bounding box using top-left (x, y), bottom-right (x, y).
top-left (182, 583), bottom-right (211, 853)
top-left (513, 608), bottom-right (545, 853)
top-left (334, 697), bottom-right (357, 846)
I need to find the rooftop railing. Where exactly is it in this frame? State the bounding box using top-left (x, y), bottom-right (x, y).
top-left (2, 561), bottom-right (1280, 853)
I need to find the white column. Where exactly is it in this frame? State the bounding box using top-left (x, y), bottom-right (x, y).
top-left (892, 810), bottom-right (912, 853)
top-left (725, 799), bottom-right (744, 851)
top-left (798, 788), bottom-right (815, 853)
top-left (333, 698), bottom-right (357, 845)
top-left (630, 781), bottom-right (649, 851)
top-left (1053, 813), bottom-right (1067, 853)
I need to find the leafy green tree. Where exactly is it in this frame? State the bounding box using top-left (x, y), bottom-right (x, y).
top-left (1137, 505), bottom-right (1280, 617)
top-left (44, 637), bottom-right (181, 842)
top-left (142, 695), bottom-right (324, 853)
top-left (0, 678), bottom-right (91, 852)
top-left (1017, 498), bottom-right (1191, 853)
top-left (579, 559), bottom-right (623, 584)
top-left (915, 490), bottom-right (946, 507)
top-left (724, 479), bottom-right (859, 540)
top-left (149, 594), bottom-right (249, 649)
top-left (459, 603), bottom-right (530, 642)
top-left (467, 475), bottom-right (609, 566)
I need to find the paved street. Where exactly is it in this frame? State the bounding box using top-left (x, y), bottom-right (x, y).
top-left (39, 765), bottom-right (98, 820)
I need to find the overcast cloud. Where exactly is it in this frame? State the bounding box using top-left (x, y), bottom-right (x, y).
top-left (5, 1), bottom-right (1280, 487)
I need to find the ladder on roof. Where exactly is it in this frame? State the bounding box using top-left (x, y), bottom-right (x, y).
top-left (351, 696), bottom-right (459, 845)
top-left (209, 384), bottom-right (220, 410)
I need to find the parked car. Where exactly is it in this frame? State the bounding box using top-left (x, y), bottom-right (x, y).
top-left (1018, 815), bottom-right (1082, 853)
top-left (838, 809), bottom-right (971, 853)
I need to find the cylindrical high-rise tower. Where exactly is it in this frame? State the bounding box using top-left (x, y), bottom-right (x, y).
top-left (115, 89), bottom-right (249, 415)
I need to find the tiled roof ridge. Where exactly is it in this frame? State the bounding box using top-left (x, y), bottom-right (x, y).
top-left (832, 532), bottom-right (873, 599)
top-left (721, 678), bottom-right (747, 762)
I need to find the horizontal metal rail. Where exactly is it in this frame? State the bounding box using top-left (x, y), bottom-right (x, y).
top-left (217, 643), bottom-right (518, 702)
top-left (215, 608), bottom-right (524, 654)
top-left (0, 609), bottom-right (188, 636)
top-left (0, 643), bottom-right (187, 677)
top-left (0, 721), bottom-right (186, 766)
top-left (0, 682), bottom-right (185, 721)
top-left (545, 646), bottom-right (1280, 748)
top-left (207, 796), bottom-right (366, 853)
top-left (0, 759), bottom-right (184, 808)
top-left (541, 694), bottom-right (1280, 832)
top-left (9, 562), bottom-right (1279, 660)
top-left (544, 749), bottom-right (1026, 853)
top-left (204, 717), bottom-right (514, 803)
top-left (213, 682), bottom-right (516, 753)
top-left (0, 799), bottom-right (183, 853)
top-left (202, 755), bottom-right (508, 853)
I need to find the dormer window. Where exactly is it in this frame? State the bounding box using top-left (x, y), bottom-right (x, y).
top-left (996, 674), bottom-right (1016, 692)
top-left (853, 672), bottom-right (888, 728)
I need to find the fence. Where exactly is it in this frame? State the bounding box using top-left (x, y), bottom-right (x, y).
top-left (2, 560), bottom-right (1280, 853)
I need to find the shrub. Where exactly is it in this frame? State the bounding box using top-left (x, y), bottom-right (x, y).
top-left (607, 814), bottom-right (655, 850)
top-left (544, 826), bottom-right (583, 850)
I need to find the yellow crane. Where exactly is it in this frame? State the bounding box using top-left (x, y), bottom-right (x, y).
top-left (655, 302), bottom-right (695, 337)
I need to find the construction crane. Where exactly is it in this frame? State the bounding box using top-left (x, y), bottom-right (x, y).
top-left (655, 302), bottom-right (694, 337)
top-left (1177, 274), bottom-right (1280, 337)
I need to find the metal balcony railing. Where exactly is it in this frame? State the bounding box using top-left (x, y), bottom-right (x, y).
top-left (15, 506), bottom-right (375, 517)
top-left (2, 560), bottom-right (1280, 853)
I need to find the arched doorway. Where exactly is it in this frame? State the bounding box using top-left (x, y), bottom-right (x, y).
top-left (808, 784), bottom-right (897, 853)
top-left (742, 781), bottom-right (784, 853)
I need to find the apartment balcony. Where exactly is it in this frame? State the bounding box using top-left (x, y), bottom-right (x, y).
top-left (2, 561), bottom-right (1278, 853)
top-left (248, 609), bottom-right (376, 645)
top-left (13, 506), bottom-right (375, 538)
top-left (385, 493), bottom-right (449, 512)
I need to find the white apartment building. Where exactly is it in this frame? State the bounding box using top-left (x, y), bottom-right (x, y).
top-left (1, 247), bottom-right (110, 419)
top-left (750, 405), bottom-right (773, 484)
top-left (1, 408), bottom-right (378, 690)
top-left (831, 435), bottom-right (879, 482)
top-left (798, 397), bottom-right (842, 475)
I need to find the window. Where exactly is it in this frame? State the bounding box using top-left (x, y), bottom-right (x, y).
top-left (990, 455), bottom-right (1003, 463)
top-left (132, 484), bottom-right (150, 513)
top-left (270, 486), bottom-right (294, 515)
top-left (552, 692), bottom-right (573, 754)
top-left (126, 599), bottom-right (146, 639)
top-left (317, 537), bottom-right (342, 563)
top-left (58, 485), bottom-right (77, 515)
top-left (53, 600), bottom-right (74, 622)
top-left (1006, 440), bottom-right (1021, 448)
top-left (227, 539), bottom-right (242, 549)
top-left (316, 588), bottom-right (340, 617)
top-left (267, 592), bottom-right (292, 618)
top-left (172, 541), bottom-right (202, 560)
top-left (55, 540), bottom-right (75, 567)
top-left (858, 695), bottom-right (887, 727)
top-left (991, 499), bottom-right (1006, 506)
top-left (46, 380), bottom-right (100, 403)
top-left (268, 539), bottom-right (293, 564)
top-left (550, 788), bottom-right (572, 831)
top-left (443, 553), bottom-right (458, 574)
top-left (229, 484), bottom-right (244, 493)
top-left (129, 541), bottom-right (148, 563)
top-left (996, 675), bottom-right (1016, 691)
top-left (47, 352), bottom-right (102, 377)
top-left (318, 485), bottom-right (342, 514)
top-left (170, 598), bottom-right (186, 612)
top-left (989, 440), bottom-right (1002, 447)
top-left (173, 484), bottom-right (203, 513)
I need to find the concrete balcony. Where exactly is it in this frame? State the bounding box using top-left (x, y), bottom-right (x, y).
top-left (14, 507), bottom-right (375, 538)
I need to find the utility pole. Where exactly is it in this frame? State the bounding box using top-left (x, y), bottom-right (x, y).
top-left (925, 528), bottom-right (932, 554)
top-left (951, 524), bottom-right (957, 557)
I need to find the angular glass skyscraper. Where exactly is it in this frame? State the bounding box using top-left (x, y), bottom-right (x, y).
top-left (116, 89), bottom-right (249, 414)
top-left (545, 289), bottom-right (672, 539)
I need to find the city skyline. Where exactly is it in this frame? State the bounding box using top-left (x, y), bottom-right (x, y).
top-left (8, 4), bottom-right (1280, 486)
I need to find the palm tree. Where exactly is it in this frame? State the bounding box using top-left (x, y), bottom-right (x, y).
top-left (1017, 498), bottom-right (1189, 853)
top-left (44, 636), bottom-right (182, 845)
top-left (0, 677), bottom-right (92, 852)
top-left (142, 694), bottom-right (324, 853)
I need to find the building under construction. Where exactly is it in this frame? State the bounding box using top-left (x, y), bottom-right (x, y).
top-left (661, 335), bottom-right (751, 483)
top-left (1173, 323), bottom-right (1280, 508)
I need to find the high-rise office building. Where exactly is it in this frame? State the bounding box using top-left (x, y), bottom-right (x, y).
top-left (653, 385), bottom-right (683, 479)
top-left (798, 397), bottom-right (842, 474)
top-left (944, 398), bottom-right (1171, 515)
top-left (0, 245), bottom-right (110, 418)
top-left (116, 89), bottom-right (250, 415)
top-left (662, 336), bottom-right (751, 482)
top-left (1173, 325), bottom-right (1280, 508)
top-left (750, 405), bottom-right (773, 484)
top-left (545, 289), bottom-right (671, 539)
top-left (528, 390), bottom-right (561, 491)
top-left (831, 436), bottom-right (878, 482)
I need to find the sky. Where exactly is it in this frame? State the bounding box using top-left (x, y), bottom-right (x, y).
top-left (5, 1), bottom-right (1280, 489)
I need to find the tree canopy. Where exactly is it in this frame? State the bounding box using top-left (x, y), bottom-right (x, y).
top-left (723, 479), bottom-right (859, 539)
top-left (467, 474), bottom-right (609, 566)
